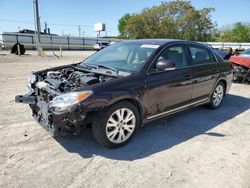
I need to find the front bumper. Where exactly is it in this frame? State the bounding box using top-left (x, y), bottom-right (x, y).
top-left (15, 94), bottom-right (87, 136)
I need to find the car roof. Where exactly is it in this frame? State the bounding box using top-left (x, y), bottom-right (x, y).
top-left (243, 48), bottom-right (250, 52)
top-left (121, 39), bottom-right (206, 47)
top-left (240, 48), bottom-right (250, 56)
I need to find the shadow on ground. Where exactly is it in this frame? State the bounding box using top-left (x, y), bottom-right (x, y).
top-left (55, 94), bottom-right (250, 161)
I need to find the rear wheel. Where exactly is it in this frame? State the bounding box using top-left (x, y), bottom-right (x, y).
top-left (92, 101), bottom-right (139, 148)
top-left (208, 82), bottom-right (225, 109)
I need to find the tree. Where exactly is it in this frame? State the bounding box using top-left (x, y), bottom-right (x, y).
top-left (118, 13), bottom-right (132, 38)
top-left (120, 0), bottom-right (216, 41)
top-left (218, 22), bottom-right (250, 42)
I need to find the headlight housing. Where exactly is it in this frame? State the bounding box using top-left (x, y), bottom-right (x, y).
top-left (49, 91), bottom-right (93, 113)
top-left (27, 74), bottom-right (37, 92)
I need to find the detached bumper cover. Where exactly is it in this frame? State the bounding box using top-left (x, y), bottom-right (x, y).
top-left (15, 94), bottom-right (86, 136)
top-left (15, 95), bottom-right (36, 104)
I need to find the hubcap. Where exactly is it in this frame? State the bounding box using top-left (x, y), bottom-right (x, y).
top-left (212, 85), bottom-right (224, 106)
top-left (106, 108), bottom-right (136, 144)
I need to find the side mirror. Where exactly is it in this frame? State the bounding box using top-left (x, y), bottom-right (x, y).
top-left (156, 60), bottom-right (175, 71)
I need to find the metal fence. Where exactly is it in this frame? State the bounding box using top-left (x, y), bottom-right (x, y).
top-left (205, 42), bottom-right (250, 50)
top-left (0, 32), bottom-right (121, 50)
top-left (1, 32), bottom-right (250, 51)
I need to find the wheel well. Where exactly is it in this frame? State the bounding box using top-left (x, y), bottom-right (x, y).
top-left (85, 98), bottom-right (144, 128)
top-left (219, 79), bottom-right (227, 95)
top-left (111, 99), bottom-right (144, 126)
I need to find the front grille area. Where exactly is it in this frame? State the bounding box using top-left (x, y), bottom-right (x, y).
top-left (35, 88), bottom-right (51, 103)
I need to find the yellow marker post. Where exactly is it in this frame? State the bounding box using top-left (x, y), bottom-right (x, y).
top-left (39, 48), bottom-right (44, 57)
top-left (60, 45), bottom-right (62, 57)
top-left (17, 44), bottom-right (21, 56)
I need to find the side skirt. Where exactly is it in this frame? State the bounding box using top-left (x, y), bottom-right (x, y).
top-left (145, 98), bottom-right (209, 122)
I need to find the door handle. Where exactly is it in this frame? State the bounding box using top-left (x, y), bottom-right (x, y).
top-left (184, 74), bottom-right (192, 79)
top-left (213, 69), bottom-right (219, 74)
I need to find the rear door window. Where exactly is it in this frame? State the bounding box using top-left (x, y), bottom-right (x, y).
top-left (188, 45), bottom-right (216, 65)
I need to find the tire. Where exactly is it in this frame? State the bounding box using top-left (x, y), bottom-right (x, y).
top-left (92, 101), bottom-right (139, 148)
top-left (208, 82), bottom-right (225, 109)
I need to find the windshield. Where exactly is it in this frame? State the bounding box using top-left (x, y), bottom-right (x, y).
top-left (240, 49), bottom-right (250, 57)
top-left (81, 41), bottom-right (159, 72)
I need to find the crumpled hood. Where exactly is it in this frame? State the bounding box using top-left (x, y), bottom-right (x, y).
top-left (230, 56), bottom-right (250, 69)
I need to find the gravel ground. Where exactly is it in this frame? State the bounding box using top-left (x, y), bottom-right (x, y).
top-left (0, 50), bottom-right (250, 188)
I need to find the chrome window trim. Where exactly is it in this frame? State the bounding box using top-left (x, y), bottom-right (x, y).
top-left (210, 49), bottom-right (219, 63)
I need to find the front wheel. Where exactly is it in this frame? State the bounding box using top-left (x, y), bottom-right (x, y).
top-left (208, 82), bottom-right (225, 109)
top-left (92, 101), bottom-right (139, 148)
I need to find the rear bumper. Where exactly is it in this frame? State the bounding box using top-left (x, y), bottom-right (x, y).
top-left (15, 94), bottom-right (87, 136)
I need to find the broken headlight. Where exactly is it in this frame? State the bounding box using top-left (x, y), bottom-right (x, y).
top-left (49, 90), bottom-right (93, 113)
top-left (27, 74), bottom-right (37, 92)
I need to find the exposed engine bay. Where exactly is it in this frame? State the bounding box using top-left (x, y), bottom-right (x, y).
top-left (16, 64), bottom-right (119, 136)
top-left (33, 65), bottom-right (115, 97)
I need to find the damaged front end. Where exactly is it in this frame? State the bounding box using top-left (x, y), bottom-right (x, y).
top-left (15, 64), bottom-right (116, 136)
top-left (233, 64), bottom-right (250, 82)
top-left (230, 56), bottom-right (250, 83)
top-left (16, 91), bottom-right (90, 136)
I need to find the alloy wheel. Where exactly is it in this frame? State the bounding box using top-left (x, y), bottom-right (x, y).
top-left (212, 84), bottom-right (224, 107)
top-left (105, 108), bottom-right (136, 144)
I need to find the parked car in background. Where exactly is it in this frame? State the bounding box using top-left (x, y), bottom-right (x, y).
top-left (15, 39), bottom-right (233, 148)
top-left (214, 49), bottom-right (228, 59)
top-left (202, 44), bottom-right (229, 60)
top-left (238, 48), bottom-right (250, 57)
top-left (230, 49), bottom-right (250, 82)
top-left (234, 48), bottom-right (245, 56)
top-left (93, 42), bottom-right (110, 50)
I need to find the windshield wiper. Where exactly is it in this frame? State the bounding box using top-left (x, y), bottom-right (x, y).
top-left (80, 63), bottom-right (119, 76)
top-left (80, 63), bottom-right (98, 69)
top-left (96, 64), bottom-right (119, 76)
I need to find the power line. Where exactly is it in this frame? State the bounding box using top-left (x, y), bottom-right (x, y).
top-left (0, 19), bottom-right (34, 24)
top-left (0, 19), bottom-right (86, 29)
top-left (0, 19), bottom-right (117, 30)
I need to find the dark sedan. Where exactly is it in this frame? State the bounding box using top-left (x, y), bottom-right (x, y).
top-left (16, 39), bottom-right (233, 148)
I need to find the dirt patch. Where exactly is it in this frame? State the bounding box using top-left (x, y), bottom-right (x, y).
top-left (0, 51), bottom-right (250, 187)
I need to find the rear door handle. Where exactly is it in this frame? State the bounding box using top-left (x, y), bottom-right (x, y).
top-left (213, 69), bottom-right (219, 74)
top-left (184, 74), bottom-right (192, 79)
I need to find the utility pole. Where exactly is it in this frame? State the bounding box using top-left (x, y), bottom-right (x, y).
top-left (78, 25), bottom-right (81, 37)
top-left (33, 0), bottom-right (43, 56)
top-left (44, 22), bottom-right (47, 34)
